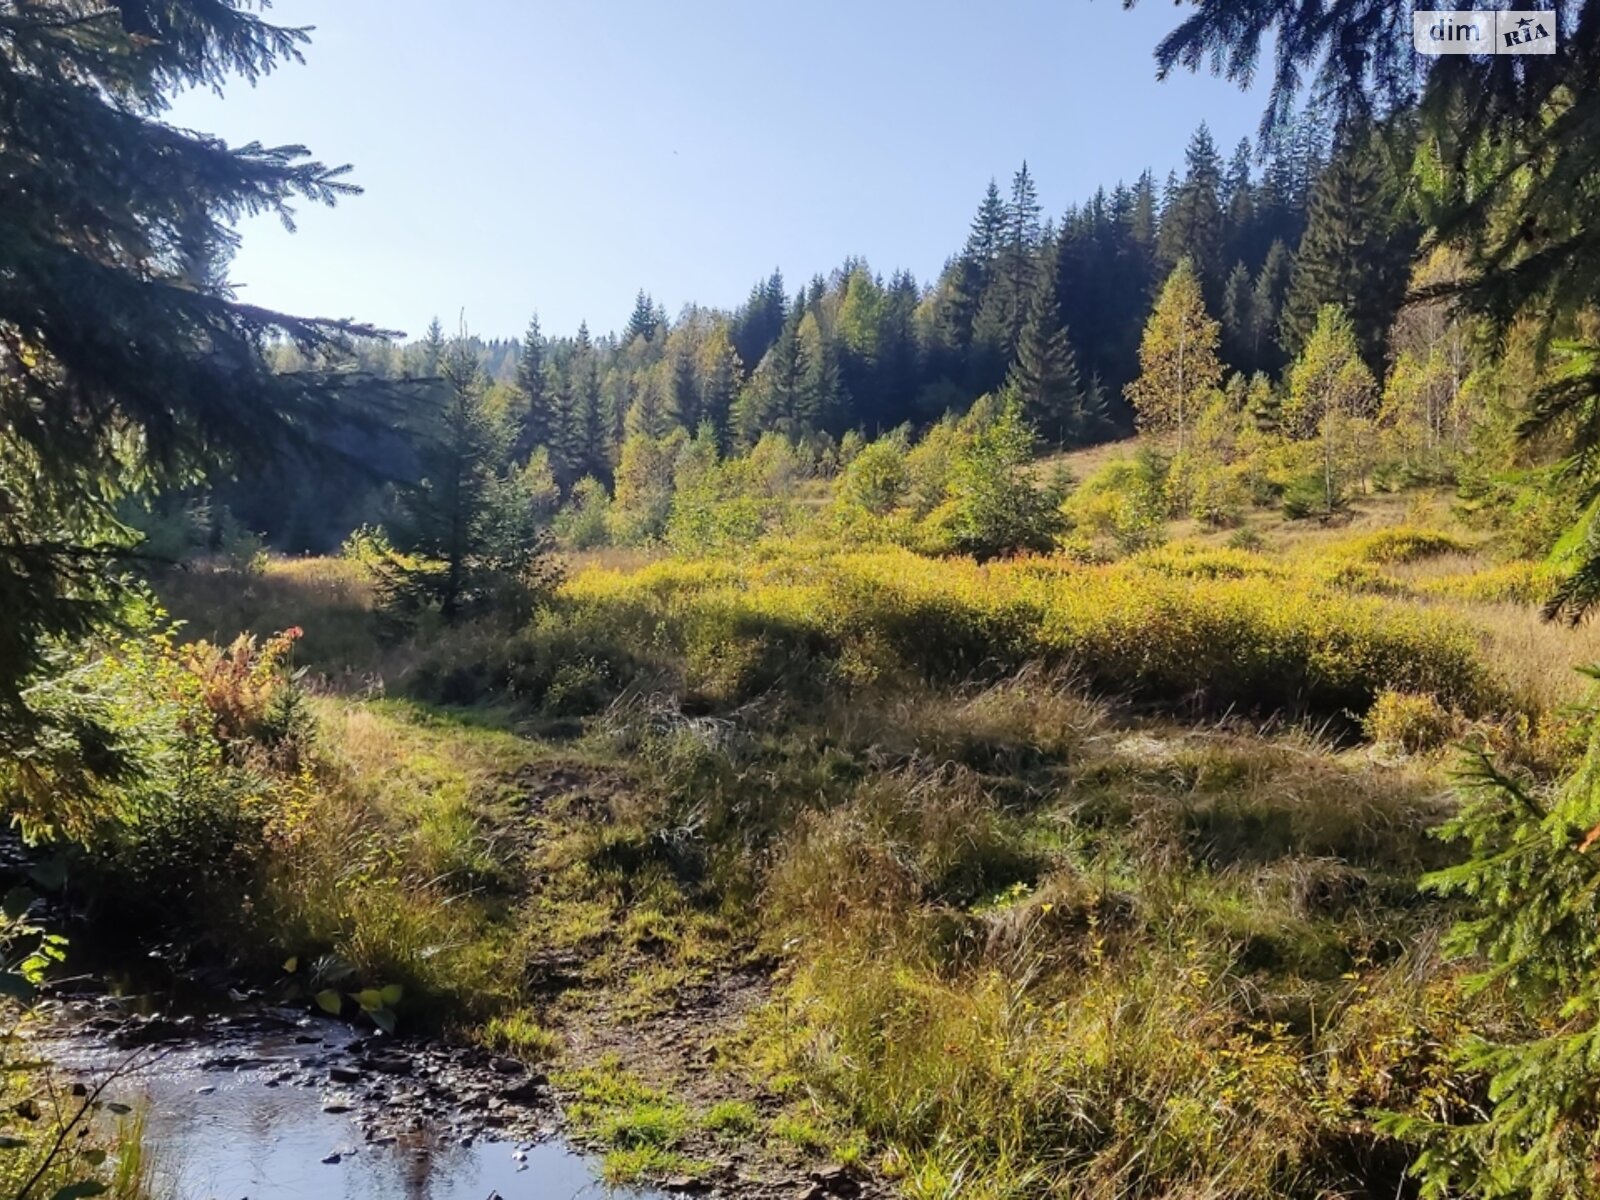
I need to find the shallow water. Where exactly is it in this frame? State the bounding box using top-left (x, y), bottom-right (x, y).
top-left (33, 1009), bottom-right (664, 1200)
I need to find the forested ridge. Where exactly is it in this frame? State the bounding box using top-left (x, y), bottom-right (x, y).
top-left (224, 118), bottom-right (1366, 551)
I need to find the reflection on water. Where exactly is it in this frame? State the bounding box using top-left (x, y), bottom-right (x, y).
top-left (143, 1074), bottom-right (617, 1200)
top-left (36, 1015), bottom-right (663, 1200)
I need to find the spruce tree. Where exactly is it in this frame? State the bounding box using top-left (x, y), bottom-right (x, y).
top-left (571, 323), bottom-right (609, 482)
top-left (420, 318), bottom-right (447, 376)
top-left (666, 335), bottom-right (699, 431)
top-left (969, 180), bottom-right (1007, 268)
top-left (624, 290), bottom-right (661, 345)
top-left (1220, 261), bottom-right (1256, 373)
top-left (1281, 120), bottom-right (1419, 368)
top-left (1249, 239), bottom-right (1294, 375)
top-left (1128, 171), bottom-right (1160, 257)
top-left (995, 162), bottom-right (1044, 355)
top-left (1253, 139), bottom-right (1301, 253)
top-left (877, 272), bottom-right (923, 431)
top-left (0, 0), bottom-right (388, 754)
top-left (796, 312), bottom-right (843, 433)
top-left (1111, 171), bottom-right (1164, 411)
top-left (1004, 164), bottom-right (1042, 274)
top-left (545, 358), bottom-right (584, 489)
top-left (967, 286), bottom-right (1012, 399)
top-left (379, 333), bottom-right (502, 624)
top-left (1157, 124), bottom-right (1227, 299)
top-left (948, 396), bottom-right (1065, 561)
top-left (1377, 725), bottom-right (1600, 1197)
top-left (624, 373), bottom-right (673, 442)
top-left (695, 326), bottom-right (742, 447)
top-left (1006, 277), bottom-right (1087, 447)
top-left (1286, 304), bottom-right (1378, 511)
top-left (512, 314), bottom-right (550, 459)
top-left (1055, 196), bottom-right (1109, 391)
top-left (934, 180), bottom-right (1009, 366)
top-left (731, 270), bottom-right (787, 377)
top-left (836, 267), bottom-right (885, 426)
top-left (732, 305), bottom-right (802, 446)
top-left (1221, 138), bottom-right (1256, 267)
top-left (1246, 372), bottom-right (1280, 435)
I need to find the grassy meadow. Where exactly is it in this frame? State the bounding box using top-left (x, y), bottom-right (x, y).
top-left (113, 441), bottom-right (1600, 1197)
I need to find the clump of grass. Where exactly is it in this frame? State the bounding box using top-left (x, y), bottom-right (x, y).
top-left (1080, 730), bottom-right (1451, 875)
top-left (860, 666), bottom-right (1104, 774)
top-left (1412, 559), bottom-right (1553, 605)
top-left (701, 1099), bottom-right (759, 1136)
top-left (600, 1145), bottom-right (704, 1184)
top-left (557, 1057), bottom-right (705, 1182)
top-left (738, 704), bottom-right (1471, 1199)
top-left (1313, 559), bottom-right (1407, 596)
top-left (766, 763), bottom-right (1044, 942)
top-left (481, 1010), bottom-right (563, 1062)
top-left (769, 1109), bottom-right (832, 1153)
top-left (760, 935), bottom-right (1327, 1199)
top-left (1130, 541), bottom-right (1282, 581)
top-left (245, 699), bottom-right (534, 1026)
top-left (599, 1100), bottom-right (689, 1149)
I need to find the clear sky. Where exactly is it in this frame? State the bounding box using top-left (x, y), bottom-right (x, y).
top-left (167, 0), bottom-right (1267, 342)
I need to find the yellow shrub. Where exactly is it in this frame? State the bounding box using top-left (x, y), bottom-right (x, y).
top-left (1313, 559), bottom-right (1408, 596)
top-left (1131, 541), bottom-right (1281, 581)
top-left (1363, 689), bottom-right (1460, 753)
top-left (1416, 560), bottom-right (1554, 605)
top-left (550, 544), bottom-right (1505, 719)
top-left (1336, 526), bottom-right (1474, 565)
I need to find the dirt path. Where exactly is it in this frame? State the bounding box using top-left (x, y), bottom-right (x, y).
top-left (506, 759), bottom-right (885, 1199)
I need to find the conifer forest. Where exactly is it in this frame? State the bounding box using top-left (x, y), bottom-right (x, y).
top-left (8, 3), bottom-right (1600, 1198)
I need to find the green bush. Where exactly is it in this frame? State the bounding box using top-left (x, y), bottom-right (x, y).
top-left (1281, 471), bottom-right (1345, 521)
top-left (10, 618), bottom-right (302, 919)
top-left (1062, 451), bottom-right (1169, 555)
top-left (555, 476), bottom-right (613, 550)
top-left (836, 433), bottom-right (911, 518)
top-left (943, 399), bottom-right (1065, 560)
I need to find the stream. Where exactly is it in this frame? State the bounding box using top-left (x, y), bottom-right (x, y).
top-left (25, 992), bottom-right (668, 1200)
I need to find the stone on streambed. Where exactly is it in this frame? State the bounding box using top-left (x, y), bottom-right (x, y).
top-left (804, 1164), bottom-right (863, 1197)
top-left (665, 1176), bottom-right (712, 1194)
top-left (359, 1052), bottom-right (413, 1075)
top-left (499, 1073), bottom-right (547, 1105)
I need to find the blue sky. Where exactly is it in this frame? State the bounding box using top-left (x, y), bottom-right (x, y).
top-left (168, 1), bottom-right (1267, 342)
